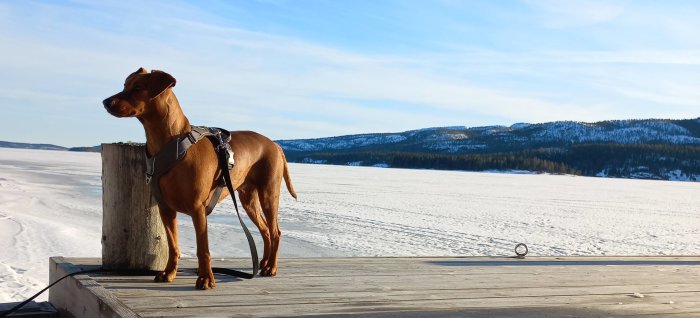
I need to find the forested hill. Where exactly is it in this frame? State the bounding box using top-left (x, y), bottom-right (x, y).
top-left (4, 118), bottom-right (700, 181)
top-left (0, 141), bottom-right (101, 152)
top-left (277, 118), bottom-right (700, 181)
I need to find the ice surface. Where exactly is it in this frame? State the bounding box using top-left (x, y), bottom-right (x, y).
top-left (1, 148), bottom-right (699, 302)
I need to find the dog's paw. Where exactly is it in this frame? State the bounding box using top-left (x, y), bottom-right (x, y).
top-left (259, 266), bottom-right (277, 277)
top-left (154, 270), bottom-right (176, 283)
top-left (259, 259), bottom-right (277, 276)
top-left (196, 271), bottom-right (216, 290)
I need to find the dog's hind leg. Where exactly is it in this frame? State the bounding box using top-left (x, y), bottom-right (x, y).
top-left (258, 181), bottom-right (282, 276)
top-left (191, 207), bottom-right (216, 289)
top-left (238, 185), bottom-right (272, 272)
top-left (154, 205), bottom-right (180, 283)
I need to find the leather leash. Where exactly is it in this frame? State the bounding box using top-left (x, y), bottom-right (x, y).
top-left (210, 130), bottom-right (259, 279)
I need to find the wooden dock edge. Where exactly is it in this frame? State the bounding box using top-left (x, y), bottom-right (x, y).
top-left (48, 256), bottom-right (139, 318)
top-left (46, 256), bottom-right (700, 317)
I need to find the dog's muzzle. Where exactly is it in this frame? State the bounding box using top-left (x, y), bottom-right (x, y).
top-left (102, 98), bottom-right (114, 110)
top-left (102, 98), bottom-right (122, 117)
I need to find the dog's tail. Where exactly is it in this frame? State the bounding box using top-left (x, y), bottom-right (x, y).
top-left (279, 146), bottom-right (297, 200)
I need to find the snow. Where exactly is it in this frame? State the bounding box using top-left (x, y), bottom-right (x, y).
top-left (510, 123), bottom-right (531, 129)
top-left (301, 158), bottom-right (327, 164)
top-left (482, 169), bottom-right (537, 175)
top-left (530, 120), bottom-right (700, 144)
top-left (2, 148), bottom-right (700, 303)
top-left (664, 169), bottom-right (700, 182)
top-left (278, 133), bottom-right (407, 151)
top-left (0, 148), bottom-right (102, 303)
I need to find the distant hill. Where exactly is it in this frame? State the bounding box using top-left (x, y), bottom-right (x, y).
top-left (277, 118), bottom-right (700, 181)
top-left (5, 118), bottom-right (700, 181)
top-left (67, 145), bottom-right (102, 152)
top-left (0, 141), bottom-right (101, 152)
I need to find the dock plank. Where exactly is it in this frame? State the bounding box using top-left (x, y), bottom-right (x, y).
top-left (49, 256), bottom-right (700, 317)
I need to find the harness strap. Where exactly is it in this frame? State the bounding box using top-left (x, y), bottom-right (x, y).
top-left (146, 126), bottom-right (226, 215)
top-left (206, 179), bottom-right (226, 214)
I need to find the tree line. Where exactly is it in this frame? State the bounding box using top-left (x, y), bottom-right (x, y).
top-left (284, 143), bottom-right (700, 179)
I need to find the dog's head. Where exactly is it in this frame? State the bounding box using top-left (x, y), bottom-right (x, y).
top-left (103, 67), bottom-right (176, 118)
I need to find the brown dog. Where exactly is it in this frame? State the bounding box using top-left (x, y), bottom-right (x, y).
top-left (103, 67), bottom-right (296, 289)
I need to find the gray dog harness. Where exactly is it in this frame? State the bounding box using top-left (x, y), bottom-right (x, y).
top-left (145, 126), bottom-right (234, 215)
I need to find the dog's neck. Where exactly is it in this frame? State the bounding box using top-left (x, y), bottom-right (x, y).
top-left (140, 92), bottom-right (191, 156)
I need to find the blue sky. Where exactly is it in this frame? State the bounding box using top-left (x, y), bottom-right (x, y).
top-left (1, 0), bottom-right (700, 147)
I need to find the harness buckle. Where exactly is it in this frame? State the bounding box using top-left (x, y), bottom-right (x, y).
top-left (187, 133), bottom-right (197, 145)
top-left (226, 148), bottom-right (235, 170)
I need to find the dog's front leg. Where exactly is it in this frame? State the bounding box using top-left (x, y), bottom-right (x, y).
top-left (154, 205), bottom-right (180, 283)
top-left (191, 208), bottom-right (216, 289)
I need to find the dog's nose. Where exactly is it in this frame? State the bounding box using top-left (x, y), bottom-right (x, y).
top-left (102, 98), bottom-right (113, 109)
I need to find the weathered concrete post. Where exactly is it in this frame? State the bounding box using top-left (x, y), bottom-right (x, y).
top-left (101, 143), bottom-right (167, 270)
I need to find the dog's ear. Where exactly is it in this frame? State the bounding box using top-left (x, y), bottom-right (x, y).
top-left (148, 70), bottom-right (176, 99)
top-left (125, 67), bottom-right (149, 84)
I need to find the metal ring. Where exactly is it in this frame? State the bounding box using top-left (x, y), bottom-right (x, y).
top-left (515, 243), bottom-right (528, 258)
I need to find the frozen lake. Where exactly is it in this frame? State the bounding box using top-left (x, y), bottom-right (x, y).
top-left (1, 147), bottom-right (699, 302)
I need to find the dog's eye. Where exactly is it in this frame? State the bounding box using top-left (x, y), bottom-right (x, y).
top-left (133, 84), bottom-right (144, 91)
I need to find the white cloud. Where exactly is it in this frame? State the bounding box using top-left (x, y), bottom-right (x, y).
top-left (524, 0), bottom-right (626, 28)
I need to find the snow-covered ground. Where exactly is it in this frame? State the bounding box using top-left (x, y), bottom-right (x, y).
top-left (1, 147), bottom-right (699, 302)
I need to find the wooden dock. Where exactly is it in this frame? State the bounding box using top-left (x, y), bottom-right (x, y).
top-left (48, 256), bottom-right (700, 317)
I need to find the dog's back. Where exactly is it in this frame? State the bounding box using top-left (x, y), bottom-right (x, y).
top-left (228, 131), bottom-right (295, 198)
